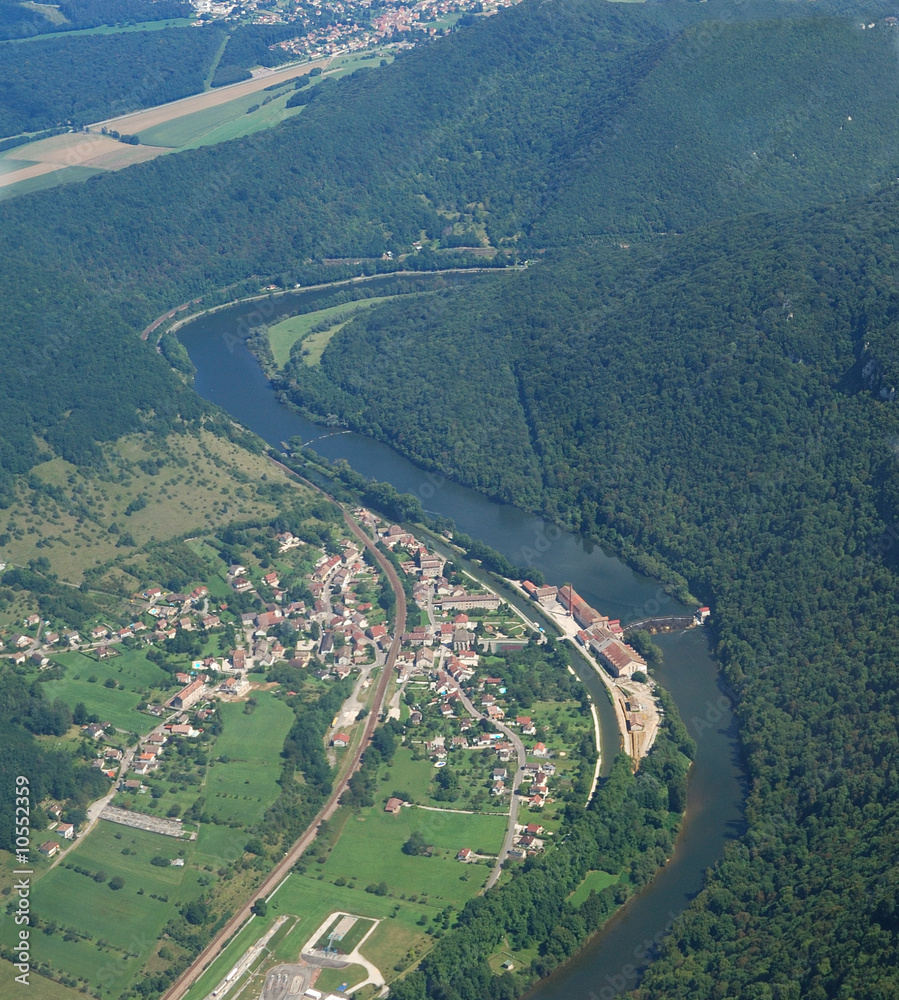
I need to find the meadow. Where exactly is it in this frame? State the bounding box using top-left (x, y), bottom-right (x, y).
top-left (0, 822), bottom-right (203, 998)
top-left (567, 868), bottom-right (619, 907)
top-left (204, 693), bottom-right (294, 825)
top-left (44, 649), bottom-right (171, 733)
top-left (267, 296), bottom-right (398, 367)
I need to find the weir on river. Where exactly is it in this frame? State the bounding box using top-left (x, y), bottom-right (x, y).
top-left (177, 279), bottom-right (744, 1000)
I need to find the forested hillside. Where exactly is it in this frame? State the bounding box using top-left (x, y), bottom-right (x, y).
top-left (0, 26), bottom-right (223, 135)
top-left (3, 0), bottom-right (899, 997)
top-left (0, 0), bottom-right (190, 41)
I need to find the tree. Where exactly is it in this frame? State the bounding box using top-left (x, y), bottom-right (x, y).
top-left (72, 702), bottom-right (88, 726)
top-left (108, 876), bottom-right (124, 890)
top-left (402, 831), bottom-right (432, 856)
top-left (251, 898), bottom-right (268, 917)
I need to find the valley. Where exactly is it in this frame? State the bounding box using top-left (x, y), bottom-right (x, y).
top-left (2, 1), bottom-right (899, 999)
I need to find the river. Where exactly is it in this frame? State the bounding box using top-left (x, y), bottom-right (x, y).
top-left (177, 281), bottom-right (745, 999)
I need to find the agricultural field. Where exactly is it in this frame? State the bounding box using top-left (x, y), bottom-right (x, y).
top-left (267, 296), bottom-right (399, 367)
top-left (0, 822), bottom-right (203, 999)
top-left (137, 87), bottom-right (304, 151)
top-left (204, 694), bottom-right (294, 825)
top-left (43, 649), bottom-right (172, 733)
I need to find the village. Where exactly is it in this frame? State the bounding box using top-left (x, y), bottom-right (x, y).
top-left (8, 498), bottom-right (703, 862)
top-left (0, 490), bottom-right (711, 1000)
top-left (190, 0), bottom-right (523, 64)
top-left (8, 510), bottom-right (567, 862)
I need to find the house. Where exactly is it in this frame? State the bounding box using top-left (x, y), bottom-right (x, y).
top-left (492, 767), bottom-right (507, 781)
top-left (175, 672), bottom-right (191, 685)
top-left (39, 841), bottom-right (60, 857)
top-left (696, 605), bottom-right (711, 624)
top-left (84, 723), bottom-right (107, 740)
top-left (231, 649), bottom-right (246, 671)
top-left (123, 780), bottom-right (143, 792)
top-left (456, 848), bottom-right (473, 862)
top-left (531, 742), bottom-right (549, 758)
top-left (491, 780), bottom-right (506, 796)
top-left (331, 732), bottom-right (350, 748)
top-left (169, 677), bottom-right (207, 711)
top-left (57, 823), bottom-right (75, 840)
top-left (256, 610), bottom-right (283, 629)
top-left (25, 613), bottom-right (40, 627)
top-left (231, 576), bottom-right (253, 593)
top-left (384, 797), bottom-right (404, 814)
top-left (525, 822), bottom-right (545, 836)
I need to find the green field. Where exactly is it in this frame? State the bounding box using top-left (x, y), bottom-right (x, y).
top-left (5, 17), bottom-right (196, 44)
top-left (0, 823), bottom-right (203, 998)
top-left (43, 649), bottom-right (171, 733)
top-left (204, 693), bottom-right (294, 825)
top-left (0, 164), bottom-right (101, 199)
top-left (568, 868), bottom-right (619, 907)
top-left (138, 87), bottom-right (305, 150)
top-left (321, 801), bottom-right (503, 902)
top-left (0, 960), bottom-right (82, 1000)
top-left (267, 296), bottom-right (397, 367)
top-left (316, 963), bottom-right (368, 992)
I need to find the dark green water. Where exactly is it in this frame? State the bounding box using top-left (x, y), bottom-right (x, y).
top-left (178, 281), bottom-right (744, 998)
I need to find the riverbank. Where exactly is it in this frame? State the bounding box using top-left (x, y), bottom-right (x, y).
top-left (176, 304), bottom-right (744, 1000)
top-left (143, 266), bottom-right (518, 342)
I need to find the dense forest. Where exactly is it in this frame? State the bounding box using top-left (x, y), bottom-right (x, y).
top-left (0, 26), bottom-right (223, 135)
top-left (0, 0), bottom-right (190, 41)
top-left (3, 0), bottom-right (899, 997)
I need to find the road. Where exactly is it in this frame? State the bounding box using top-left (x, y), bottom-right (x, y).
top-left (160, 498), bottom-right (405, 1000)
top-left (444, 678), bottom-right (526, 890)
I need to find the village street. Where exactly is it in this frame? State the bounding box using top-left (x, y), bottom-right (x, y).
top-left (442, 674), bottom-right (527, 889)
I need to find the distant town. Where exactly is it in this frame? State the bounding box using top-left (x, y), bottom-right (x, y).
top-left (191, 0), bottom-right (522, 62)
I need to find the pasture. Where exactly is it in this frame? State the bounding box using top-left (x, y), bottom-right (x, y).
top-left (267, 296), bottom-right (398, 367)
top-left (0, 822), bottom-right (203, 998)
top-left (204, 693), bottom-right (294, 825)
top-left (44, 649), bottom-right (170, 733)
